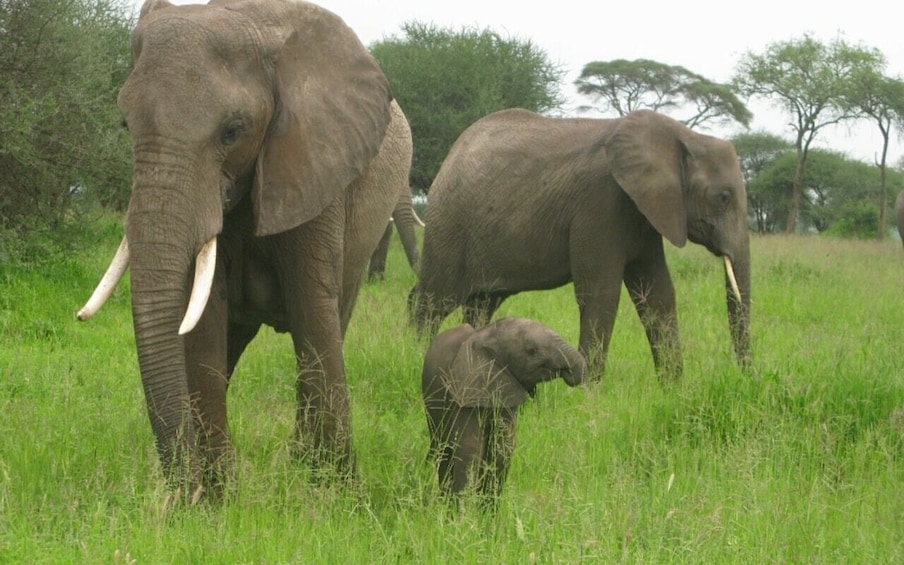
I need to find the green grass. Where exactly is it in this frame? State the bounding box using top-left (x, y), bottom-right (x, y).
top-left (2, 225), bottom-right (904, 563)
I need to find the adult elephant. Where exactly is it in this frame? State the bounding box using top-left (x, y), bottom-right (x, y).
top-left (409, 109), bottom-right (751, 380)
top-left (367, 191), bottom-right (423, 282)
top-left (77, 0), bottom-right (411, 498)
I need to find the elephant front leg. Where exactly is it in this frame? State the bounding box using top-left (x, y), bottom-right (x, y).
top-left (279, 219), bottom-right (356, 480)
top-left (624, 244), bottom-right (682, 381)
top-left (573, 276), bottom-right (623, 379)
top-left (183, 259), bottom-right (233, 499)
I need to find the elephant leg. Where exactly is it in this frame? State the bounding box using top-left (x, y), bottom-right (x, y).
top-left (462, 291), bottom-right (510, 328)
top-left (451, 411), bottom-right (486, 497)
top-left (367, 222), bottom-right (393, 282)
top-left (573, 274), bottom-right (623, 378)
top-left (408, 284), bottom-right (459, 337)
top-left (482, 412), bottom-right (516, 503)
top-left (277, 213), bottom-right (355, 479)
top-left (623, 241), bottom-right (681, 381)
top-left (183, 257), bottom-right (232, 496)
top-left (226, 322), bottom-right (260, 378)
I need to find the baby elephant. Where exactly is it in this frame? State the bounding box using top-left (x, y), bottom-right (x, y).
top-left (422, 317), bottom-right (587, 503)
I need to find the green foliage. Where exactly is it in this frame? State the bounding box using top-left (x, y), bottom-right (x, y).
top-left (574, 58), bottom-right (752, 129)
top-left (749, 148), bottom-right (892, 235)
top-left (0, 0), bottom-right (133, 255)
top-left (3, 229), bottom-right (904, 562)
top-left (733, 34), bottom-right (888, 233)
top-left (370, 21), bottom-right (565, 190)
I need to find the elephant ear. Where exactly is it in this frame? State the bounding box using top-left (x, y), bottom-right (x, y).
top-left (253, 7), bottom-right (393, 236)
top-left (443, 337), bottom-right (529, 409)
top-left (606, 110), bottom-right (689, 248)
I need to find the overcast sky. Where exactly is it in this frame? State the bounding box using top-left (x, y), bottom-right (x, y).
top-left (131, 0), bottom-right (904, 163)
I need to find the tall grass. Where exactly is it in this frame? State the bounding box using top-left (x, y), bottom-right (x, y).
top-left (1, 223), bottom-right (903, 563)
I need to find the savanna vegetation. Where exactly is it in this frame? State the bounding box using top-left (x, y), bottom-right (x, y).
top-left (2, 219), bottom-right (904, 562)
top-left (2, 1), bottom-right (904, 562)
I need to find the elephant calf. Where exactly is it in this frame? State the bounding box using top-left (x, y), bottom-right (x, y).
top-left (421, 317), bottom-right (587, 503)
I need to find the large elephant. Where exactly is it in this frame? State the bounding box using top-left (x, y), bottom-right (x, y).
top-left (77, 0), bottom-right (411, 497)
top-left (409, 109), bottom-right (751, 380)
top-left (421, 318), bottom-right (586, 503)
top-left (366, 190), bottom-right (423, 282)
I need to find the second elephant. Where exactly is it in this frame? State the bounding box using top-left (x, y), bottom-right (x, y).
top-left (422, 317), bottom-right (586, 502)
top-left (409, 108), bottom-right (752, 379)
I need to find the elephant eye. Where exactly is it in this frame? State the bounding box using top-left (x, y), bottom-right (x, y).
top-left (220, 119), bottom-right (246, 146)
top-left (717, 190), bottom-right (731, 206)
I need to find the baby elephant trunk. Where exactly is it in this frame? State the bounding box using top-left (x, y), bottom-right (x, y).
top-left (554, 340), bottom-right (588, 387)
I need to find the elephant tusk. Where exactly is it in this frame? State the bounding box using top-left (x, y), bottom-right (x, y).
top-left (77, 237), bottom-right (130, 321)
top-left (724, 256), bottom-right (742, 304)
top-left (178, 237), bottom-right (217, 336)
top-left (413, 209), bottom-right (425, 228)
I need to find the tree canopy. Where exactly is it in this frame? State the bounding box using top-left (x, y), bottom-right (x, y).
top-left (0, 0), bottom-right (133, 257)
top-left (733, 35), bottom-right (888, 234)
top-left (574, 58), bottom-right (752, 129)
top-left (370, 21), bottom-right (565, 190)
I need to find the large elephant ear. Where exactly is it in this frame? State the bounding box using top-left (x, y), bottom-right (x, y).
top-left (606, 110), bottom-right (689, 248)
top-left (443, 337), bottom-right (529, 409)
top-left (253, 7), bottom-right (393, 236)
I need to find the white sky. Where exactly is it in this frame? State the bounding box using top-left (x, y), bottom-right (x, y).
top-left (131, 0), bottom-right (904, 164)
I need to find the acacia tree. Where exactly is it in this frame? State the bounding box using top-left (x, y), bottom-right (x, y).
top-left (843, 69), bottom-right (904, 239)
top-left (574, 58), bottom-right (752, 129)
top-left (370, 22), bottom-right (565, 190)
top-left (731, 131), bottom-right (793, 232)
top-left (733, 35), bottom-right (886, 234)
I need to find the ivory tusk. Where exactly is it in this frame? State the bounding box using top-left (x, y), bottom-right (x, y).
top-left (413, 209), bottom-right (425, 228)
top-left (178, 237), bottom-right (217, 336)
top-left (724, 256), bottom-right (742, 304)
top-left (77, 237), bottom-right (130, 321)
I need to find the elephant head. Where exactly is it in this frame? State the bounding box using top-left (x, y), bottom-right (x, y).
top-left (444, 318), bottom-right (587, 406)
top-left (78, 0), bottom-right (400, 491)
top-left (606, 110), bottom-right (752, 368)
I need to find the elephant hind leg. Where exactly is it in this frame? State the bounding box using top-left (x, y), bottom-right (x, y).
top-left (462, 290), bottom-right (510, 328)
top-left (408, 285), bottom-right (459, 337)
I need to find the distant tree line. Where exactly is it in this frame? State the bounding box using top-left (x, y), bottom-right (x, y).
top-left (3, 7), bottom-right (904, 262)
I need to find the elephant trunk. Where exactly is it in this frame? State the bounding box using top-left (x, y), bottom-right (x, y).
top-left (725, 246), bottom-right (752, 370)
top-left (554, 338), bottom-right (588, 387)
top-left (392, 190), bottom-right (421, 272)
top-left (125, 178), bottom-right (216, 493)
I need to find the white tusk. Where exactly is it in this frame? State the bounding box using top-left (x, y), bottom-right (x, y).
top-left (178, 237), bottom-right (217, 336)
top-left (77, 237), bottom-right (130, 321)
top-left (724, 256), bottom-right (742, 304)
top-left (413, 209), bottom-right (425, 227)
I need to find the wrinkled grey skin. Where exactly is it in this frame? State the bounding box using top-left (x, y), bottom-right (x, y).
top-left (111, 0), bottom-right (411, 498)
top-left (410, 109), bottom-right (751, 380)
top-left (422, 317), bottom-right (586, 503)
top-left (896, 191), bottom-right (904, 246)
top-left (367, 189), bottom-right (420, 281)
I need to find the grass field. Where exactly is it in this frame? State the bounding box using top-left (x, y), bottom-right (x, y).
top-left (1, 221), bottom-right (903, 563)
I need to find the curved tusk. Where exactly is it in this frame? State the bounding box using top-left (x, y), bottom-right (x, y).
top-left (724, 256), bottom-right (742, 304)
top-left (413, 209), bottom-right (425, 228)
top-left (178, 237), bottom-right (217, 336)
top-left (77, 237), bottom-right (130, 321)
